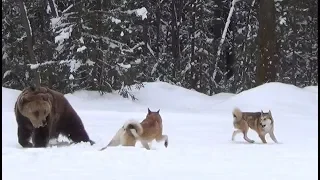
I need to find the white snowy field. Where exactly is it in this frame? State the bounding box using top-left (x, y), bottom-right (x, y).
top-left (2, 81), bottom-right (318, 180)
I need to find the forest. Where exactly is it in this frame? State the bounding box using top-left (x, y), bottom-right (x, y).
top-left (2, 0), bottom-right (318, 99)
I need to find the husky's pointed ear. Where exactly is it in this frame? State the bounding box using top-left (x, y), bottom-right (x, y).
top-left (157, 109), bottom-right (160, 113)
top-left (268, 110), bottom-right (272, 115)
top-left (260, 110), bottom-right (264, 116)
top-left (148, 108), bottom-right (151, 114)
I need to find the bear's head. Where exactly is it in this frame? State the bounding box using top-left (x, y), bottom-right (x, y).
top-left (17, 86), bottom-right (53, 128)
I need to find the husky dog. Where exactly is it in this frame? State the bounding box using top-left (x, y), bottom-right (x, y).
top-left (231, 107), bottom-right (278, 144)
top-left (100, 108), bottom-right (169, 151)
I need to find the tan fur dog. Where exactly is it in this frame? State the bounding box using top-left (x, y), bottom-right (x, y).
top-left (231, 107), bottom-right (279, 144)
top-left (100, 108), bottom-right (169, 151)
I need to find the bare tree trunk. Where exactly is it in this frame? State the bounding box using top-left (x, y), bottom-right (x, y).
top-left (291, 1), bottom-right (297, 85)
top-left (42, 0), bottom-right (55, 88)
top-left (213, 0), bottom-right (238, 88)
top-left (142, 0), bottom-right (149, 55)
top-left (95, 0), bottom-right (109, 93)
top-left (171, 0), bottom-right (181, 78)
top-left (155, 0), bottom-right (161, 58)
top-left (18, 0), bottom-right (40, 88)
top-left (190, 0), bottom-right (197, 89)
top-left (199, 3), bottom-right (204, 91)
top-left (256, 0), bottom-right (278, 85)
top-left (47, 0), bottom-right (58, 17)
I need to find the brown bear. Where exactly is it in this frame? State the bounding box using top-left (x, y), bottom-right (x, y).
top-left (14, 86), bottom-right (95, 148)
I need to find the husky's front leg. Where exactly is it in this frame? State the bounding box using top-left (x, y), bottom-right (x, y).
top-left (156, 135), bottom-right (169, 148)
top-left (269, 131), bottom-right (278, 143)
top-left (258, 133), bottom-right (267, 144)
top-left (140, 140), bottom-right (151, 150)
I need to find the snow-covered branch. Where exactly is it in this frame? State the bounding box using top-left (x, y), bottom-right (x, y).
top-left (213, 0), bottom-right (240, 83)
top-left (216, 0), bottom-right (240, 57)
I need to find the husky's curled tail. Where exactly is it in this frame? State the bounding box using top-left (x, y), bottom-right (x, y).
top-left (99, 120), bottom-right (144, 151)
top-left (232, 107), bottom-right (243, 123)
top-left (124, 120), bottom-right (143, 139)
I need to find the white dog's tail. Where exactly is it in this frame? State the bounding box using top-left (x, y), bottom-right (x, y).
top-left (124, 120), bottom-right (150, 150)
top-left (232, 107), bottom-right (243, 122)
top-left (100, 120), bottom-right (150, 151)
top-left (123, 120), bottom-right (143, 138)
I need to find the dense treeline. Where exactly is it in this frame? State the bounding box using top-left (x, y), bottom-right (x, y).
top-left (2, 0), bottom-right (318, 98)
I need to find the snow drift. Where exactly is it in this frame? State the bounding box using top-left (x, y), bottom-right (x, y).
top-left (2, 82), bottom-right (318, 180)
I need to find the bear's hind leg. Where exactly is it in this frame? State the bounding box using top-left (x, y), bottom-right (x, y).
top-left (61, 117), bottom-right (94, 145)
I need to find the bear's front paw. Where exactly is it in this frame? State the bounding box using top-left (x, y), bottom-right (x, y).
top-left (19, 141), bottom-right (33, 148)
top-left (89, 140), bottom-right (95, 145)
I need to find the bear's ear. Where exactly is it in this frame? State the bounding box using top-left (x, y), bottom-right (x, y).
top-left (30, 85), bottom-right (36, 91)
top-left (19, 96), bottom-right (28, 106)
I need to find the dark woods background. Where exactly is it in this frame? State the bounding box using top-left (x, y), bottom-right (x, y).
top-left (2, 0), bottom-right (318, 99)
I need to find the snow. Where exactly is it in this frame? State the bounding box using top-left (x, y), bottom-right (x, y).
top-left (147, 43), bottom-right (155, 57)
top-left (27, 61), bottom-right (57, 70)
top-left (279, 17), bottom-right (287, 26)
top-left (85, 59), bottom-right (95, 66)
top-left (126, 7), bottom-right (148, 20)
top-left (151, 61), bottom-right (159, 75)
top-left (55, 26), bottom-right (73, 45)
top-left (135, 7), bottom-right (148, 20)
top-left (79, 37), bottom-right (84, 44)
top-left (303, 86), bottom-right (318, 94)
top-left (50, 17), bottom-right (61, 30)
top-left (46, 2), bottom-right (51, 14)
top-left (2, 82), bottom-right (318, 180)
top-left (46, 0), bottom-right (58, 17)
top-left (118, 63), bottom-right (131, 69)
top-left (29, 63), bottom-right (40, 70)
top-left (2, 70), bottom-right (11, 79)
top-left (62, 4), bottom-right (73, 14)
top-left (77, 46), bottom-right (87, 52)
top-left (111, 17), bottom-right (121, 24)
top-left (68, 59), bottom-right (82, 73)
top-left (69, 74), bottom-right (74, 80)
top-left (23, 4), bottom-right (32, 37)
top-left (134, 58), bottom-right (142, 64)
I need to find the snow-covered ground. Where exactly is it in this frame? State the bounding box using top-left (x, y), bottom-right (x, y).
top-left (2, 82), bottom-right (318, 180)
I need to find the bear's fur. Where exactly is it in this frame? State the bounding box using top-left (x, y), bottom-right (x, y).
top-left (14, 86), bottom-right (95, 148)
